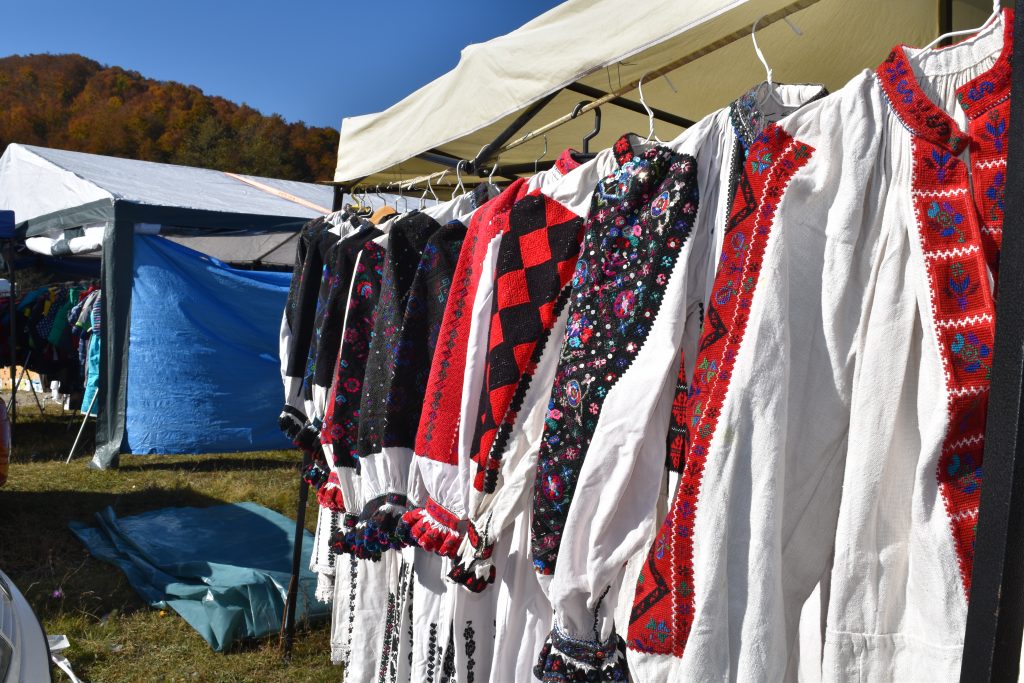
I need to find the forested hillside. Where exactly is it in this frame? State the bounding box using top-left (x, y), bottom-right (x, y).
top-left (0, 53), bottom-right (338, 182)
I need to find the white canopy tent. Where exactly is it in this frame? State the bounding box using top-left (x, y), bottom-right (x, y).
top-left (333, 0), bottom-right (998, 189)
top-left (0, 143), bottom-right (338, 266)
top-left (0, 144), bottom-right (421, 467)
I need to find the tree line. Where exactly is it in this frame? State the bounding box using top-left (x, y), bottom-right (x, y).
top-left (0, 53), bottom-right (338, 182)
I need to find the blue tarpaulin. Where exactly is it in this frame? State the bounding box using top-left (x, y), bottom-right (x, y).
top-left (70, 502), bottom-right (328, 651)
top-left (126, 235), bottom-right (291, 454)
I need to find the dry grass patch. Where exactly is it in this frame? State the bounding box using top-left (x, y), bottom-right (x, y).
top-left (0, 400), bottom-right (336, 682)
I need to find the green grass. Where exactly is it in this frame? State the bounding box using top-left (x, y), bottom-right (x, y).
top-left (0, 399), bottom-right (337, 682)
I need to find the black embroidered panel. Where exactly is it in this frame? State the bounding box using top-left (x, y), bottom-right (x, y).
top-left (356, 213), bottom-right (445, 456)
top-left (311, 226), bottom-right (382, 390)
top-left (322, 239), bottom-right (385, 470)
top-left (530, 136), bottom-right (700, 575)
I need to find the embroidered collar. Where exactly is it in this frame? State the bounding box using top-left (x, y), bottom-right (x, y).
top-left (555, 148), bottom-right (583, 175)
top-left (728, 83), bottom-right (828, 150)
top-left (611, 133), bottom-right (667, 166)
top-left (876, 8), bottom-right (1013, 154)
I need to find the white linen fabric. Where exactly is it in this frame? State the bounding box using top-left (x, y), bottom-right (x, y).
top-left (530, 84), bottom-right (827, 679)
top-left (629, 12), bottom-right (1012, 680)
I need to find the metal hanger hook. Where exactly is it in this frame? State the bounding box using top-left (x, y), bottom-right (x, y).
top-left (571, 100), bottom-right (602, 154)
top-left (534, 135), bottom-right (549, 175)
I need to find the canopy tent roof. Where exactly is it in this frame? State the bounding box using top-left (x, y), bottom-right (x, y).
top-left (334, 0), bottom-right (994, 189)
top-left (0, 143), bottom-right (336, 241)
top-left (0, 143), bottom-right (340, 266)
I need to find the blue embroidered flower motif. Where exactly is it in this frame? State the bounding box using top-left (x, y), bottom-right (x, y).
top-left (986, 171), bottom-right (1006, 220)
top-left (946, 262), bottom-right (978, 312)
top-left (929, 149), bottom-right (952, 182)
top-left (951, 331), bottom-right (991, 378)
top-left (967, 81), bottom-right (995, 103)
top-left (984, 110), bottom-right (1007, 153)
top-left (927, 201), bottom-right (965, 242)
top-left (947, 452), bottom-right (982, 494)
top-left (543, 474), bottom-right (564, 500)
top-left (883, 59), bottom-right (908, 83)
top-left (645, 617), bottom-right (671, 643)
top-left (714, 280), bottom-right (737, 306)
top-left (749, 150), bottom-right (772, 174)
top-left (895, 79), bottom-right (914, 104)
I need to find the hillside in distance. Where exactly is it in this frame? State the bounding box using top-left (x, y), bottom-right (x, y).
top-left (0, 53), bottom-right (338, 182)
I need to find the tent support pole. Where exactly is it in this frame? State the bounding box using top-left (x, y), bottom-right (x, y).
top-left (415, 151), bottom-right (522, 184)
top-left (482, 160), bottom-right (556, 177)
top-left (9, 352), bottom-right (32, 410)
top-left (960, 2), bottom-right (1024, 679)
top-left (417, 150), bottom-right (464, 170)
top-left (564, 82), bottom-right (695, 128)
top-left (6, 238), bottom-right (15, 425)
top-left (939, 0), bottom-right (954, 48)
top-left (468, 90), bottom-right (560, 173)
top-left (65, 393), bottom-right (97, 464)
top-left (280, 448), bottom-right (311, 660)
top-left (332, 185), bottom-right (346, 212)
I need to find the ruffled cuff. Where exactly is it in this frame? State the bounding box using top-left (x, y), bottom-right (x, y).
top-left (335, 493), bottom-right (412, 561)
top-left (533, 623), bottom-right (628, 682)
top-left (294, 419), bottom-right (322, 454)
top-left (400, 497), bottom-right (465, 558)
top-left (315, 572), bottom-right (334, 604)
top-left (302, 459), bottom-right (330, 490)
top-left (448, 521), bottom-right (496, 592)
top-left (278, 405), bottom-right (307, 440)
top-left (316, 471), bottom-right (345, 512)
top-left (329, 512), bottom-right (360, 556)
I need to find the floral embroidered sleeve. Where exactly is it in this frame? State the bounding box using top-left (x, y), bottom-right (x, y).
top-left (324, 238), bottom-right (386, 556)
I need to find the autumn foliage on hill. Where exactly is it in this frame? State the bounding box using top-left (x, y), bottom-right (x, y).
top-left (0, 53), bottom-right (339, 182)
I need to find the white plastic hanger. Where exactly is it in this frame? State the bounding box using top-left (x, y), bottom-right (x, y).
top-left (751, 15), bottom-right (801, 110)
top-left (638, 73), bottom-right (663, 145)
top-left (429, 175), bottom-right (439, 203)
top-left (922, 0), bottom-right (1001, 51)
top-left (420, 173), bottom-right (440, 210)
top-left (454, 160), bottom-right (467, 197)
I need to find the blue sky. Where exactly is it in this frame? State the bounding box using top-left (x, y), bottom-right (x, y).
top-left (0, 0), bottom-right (564, 129)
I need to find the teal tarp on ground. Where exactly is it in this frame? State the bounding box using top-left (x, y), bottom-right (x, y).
top-left (69, 502), bottom-right (327, 651)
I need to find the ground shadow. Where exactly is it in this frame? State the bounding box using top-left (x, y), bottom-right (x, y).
top-left (118, 456), bottom-right (298, 474)
top-left (10, 411), bottom-right (94, 464)
top-left (1, 489), bottom-right (223, 631)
